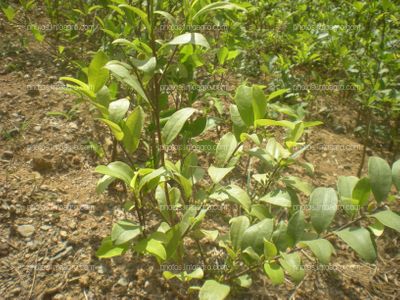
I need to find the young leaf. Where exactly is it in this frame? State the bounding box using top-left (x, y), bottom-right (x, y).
top-left (98, 118), bottom-right (124, 140)
top-left (169, 32), bottom-right (210, 49)
top-left (96, 236), bottom-right (129, 258)
top-left (193, 2), bottom-right (246, 20)
top-left (369, 210), bottom-right (400, 233)
top-left (241, 218), bottom-right (274, 254)
top-left (287, 210), bottom-right (305, 242)
top-left (199, 280), bottom-right (230, 300)
top-left (108, 98), bottom-right (130, 123)
top-left (111, 220), bottom-right (141, 245)
top-left (88, 51), bottom-right (109, 93)
top-left (122, 106), bottom-right (145, 153)
top-left (279, 252), bottom-right (305, 283)
top-left (260, 189), bottom-right (292, 208)
top-left (229, 216), bottom-right (250, 251)
top-left (392, 160), bottom-right (400, 191)
top-left (2, 6), bottom-right (16, 21)
top-left (234, 85), bottom-right (254, 126)
top-left (352, 177), bottom-right (371, 207)
top-left (263, 240), bottom-right (278, 259)
top-left (215, 132), bottom-right (238, 167)
top-left (161, 107), bottom-right (196, 145)
top-left (298, 239), bottom-right (335, 264)
top-left (267, 89), bottom-right (289, 101)
top-left (335, 227), bottom-right (377, 263)
top-left (263, 262), bottom-right (284, 285)
top-left (368, 157), bottom-right (392, 203)
top-left (208, 165), bottom-right (234, 184)
top-left (252, 86), bottom-right (267, 121)
top-left (95, 161), bottom-right (134, 185)
top-left (309, 187), bottom-right (338, 233)
top-left (224, 184), bottom-right (251, 213)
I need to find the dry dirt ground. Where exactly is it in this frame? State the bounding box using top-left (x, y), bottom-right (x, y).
top-left (1, 14), bottom-right (399, 300)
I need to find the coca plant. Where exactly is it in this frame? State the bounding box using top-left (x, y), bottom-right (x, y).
top-left (60, 1), bottom-right (400, 299)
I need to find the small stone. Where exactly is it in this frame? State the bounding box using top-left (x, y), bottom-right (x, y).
top-left (2, 151), bottom-right (13, 160)
top-left (33, 125), bottom-right (41, 132)
top-left (68, 122), bottom-right (78, 131)
top-left (40, 225), bottom-right (51, 231)
top-left (79, 275), bottom-right (89, 287)
top-left (53, 293), bottom-right (65, 300)
top-left (60, 231), bottom-right (68, 238)
top-left (27, 241), bottom-right (39, 251)
top-left (69, 221), bottom-right (77, 230)
top-left (117, 277), bottom-right (129, 287)
top-left (0, 243), bottom-right (10, 257)
top-left (24, 74), bottom-right (30, 79)
top-left (32, 156), bottom-right (52, 173)
top-left (17, 225), bottom-right (35, 237)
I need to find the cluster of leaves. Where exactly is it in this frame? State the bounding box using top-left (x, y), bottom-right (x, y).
top-left (2, 0), bottom-right (400, 299)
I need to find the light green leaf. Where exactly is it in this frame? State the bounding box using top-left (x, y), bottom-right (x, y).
top-left (199, 280), bottom-right (230, 300)
top-left (208, 165), bottom-right (234, 184)
top-left (335, 227), bottom-right (377, 263)
top-left (2, 6), bottom-right (16, 21)
top-left (234, 85), bottom-right (254, 126)
top-left (287, 210), bottom-right (305, 242)
top-left (267, 89), bottom-right (289, 101)
top-left (193, 2), bottom-right (246, 20)
top-left (252, 86), bottom-right (267, 121)
top-left (370, 209), bottom-right (400, 233)
top-left (241, 218), bottom-right (274, 254)
top-left (368, 156), bottom-right (392, 203)
top-left (96, 175), bottom-right (115, 194)
top-left (111, 220), bottom-right (141, 245)
top-left (169, 32), bottom-right (210, 49)
top-left (352, 177), bottom-right (371, 207)
top-left (95, 161), bottom-right (134, 185)
top-left (298, 239), bottom-right (335, 264)
top-left (215, 132), bottom-right (238, 167)
top-left (392, 160), bottom-right (400, 191)
top-left (98, 118), bottom-right (124, 140)
top-left (229, 216), bottom-right (250, 251)
top-left (108, 98), bottom-right (130, 123)
top-left (260, 189), bottom-right (292, 208)
top-left (96, 236), bottom-right (128, 258)
top-left (309, 187), bottom-right (338, 233)
top-left (162, 108), bottom-right (196, 145)
top-left (263, 240), bottom-right (277, 259)
top-left (88, 51), bottom-right (109, 93)
top-left (224, 184), bottom-right (251, 213)
top-left (263, 262), bottom-right (284, 285)
top-left (131, 56), bottom-right (156, 73)
top-left (279, 252), bottom-right (305, 283)
top-left (122, 106), bottom-right (145, 153)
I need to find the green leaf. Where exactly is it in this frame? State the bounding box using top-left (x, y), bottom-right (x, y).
top-left (309, 187), bottom-right (338, 233)
top-left (267, 89), bottom-right (289, 101)
top-left (122, 106), bottom-right (145, 153)
top-left (260, 189), bottom-right (292, 208)
top-left (252, 86), bottom-right (267, 121)
top-left (335, 227), bottom-right (377, 263)
top-left (2, 6), bottom-right (16, 21)
top-left (279, 252), bottom-right (305, 283)
top-left (169, 32), bottom-right (210, 49)
top-left (131, 56), bottom-right (156, 73)
top-left (96, 175), bottom-right (115, 194)
top-left (98, 118), bottom-right (124, 140)
top-left (229, 216), bottom-right (250, 251)
top-left (111, 220), bottom-right (141, 245)
top-left (215, 132), bottom-right (238, 167)
top-left (241, 218), bottom-right (274, 254)
top-left (263, 262), bottom-right (284, 285)
top-left (287, 210), bottom-right (305, 242)
top-left (95, 161), bottom-right (134, 185)
top-left (263, 240), bottom-right (278, 259)
top-left (193, 2), bottom-right (246, 20)
top-left (162, 108), bottom-right (196, 145)
top-left (370, 210), bottom-right (400, 233)
top-left (208, 165), bottom-right (234, 184)
top-left (298, 239), bottom-right (335, 264)
top-left (119, 4), bottom-right (150, 31)
top-left (234, 85), bottom-right (254, 126)
top-left (96, 236), bottom-right (128, 258)
top-left (352, 177), bottom-right (371, 207)
top-left (230, 104), bottom-right (247, 139)
top-left (88, 51), bottom-right (109, 93)
top-left (337, 176), bottom-right (359, 215)
top-left (108, 98), bottom-right (130, 123)
top-left (368, 157), bottom-right (392, 203)
top-left (224, 184), bottom-right (251, 213)
top-left (235, 274), bottom-right (252, 288)
top-left (199, 280), bottom-right (230, 300)
top-left (217, 47), bottom-right (229, 65)
top-left (104, 61), bottom-right (149, 102)
top-left (145, 239), bottom-right (167, 260)
top-left (254, 119), bottom-right (295, 129)
top-left (392, 160), bottom-right (400, 191)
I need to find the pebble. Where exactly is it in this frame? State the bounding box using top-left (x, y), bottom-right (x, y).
top-left (60, 230), bottom-right (68, 238)
top-left (53, 294), bottom-right (65, 300)
top-left (2, 151), bottom-right (13, 160)
top-left (69, 221), bottom-right (77, 230)
top-left (117, 277), bottom-right (129, 287)
top-left (17, 225), bottom-right (35, 237)
top-left (33, 125), bottom-right (41, 132)
top-left (40, 225), bottom-right (51, 231)
top-left (79, 275), bottom-right (89, 287)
